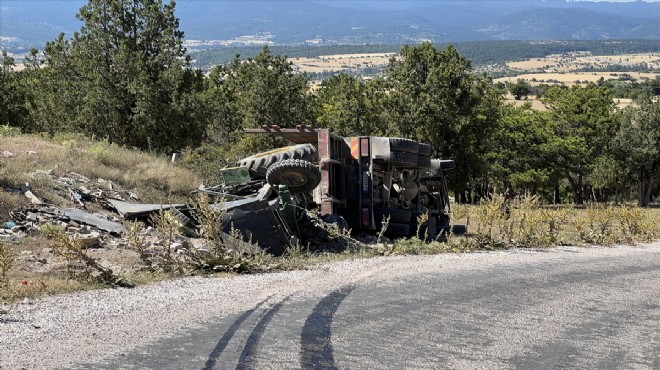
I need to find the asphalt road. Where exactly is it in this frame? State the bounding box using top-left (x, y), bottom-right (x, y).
top-left (76, 245), bottom-right (660, 370)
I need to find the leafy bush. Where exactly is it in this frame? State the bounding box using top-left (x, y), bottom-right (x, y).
top-left (89, 144), bottom-right (110, 164)
top-left (0, 125), bottom-right (21, 137)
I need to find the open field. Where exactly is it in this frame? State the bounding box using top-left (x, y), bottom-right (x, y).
top-left (292, 53), bottom-right (394, 74)
top-left (502, 93), bottom-right (635, 111)
top-left (495, 71), bottom-right (659, 87)
top-left (293, 51), bottom-right (659, 108)
top-left (507, 52), bottom-right (660, 72)
top-left (496, 52), bottom-right (660, 88)
top-left (293, 51), bottom-right (660, 84)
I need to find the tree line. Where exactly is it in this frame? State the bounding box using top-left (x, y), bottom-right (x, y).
top-left (190, 39), bottom-right (660, 71)
top-left (1, 0), bottom-right (659, 206)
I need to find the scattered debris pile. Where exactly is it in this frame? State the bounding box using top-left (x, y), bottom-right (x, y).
top-left (1, 166), bottom-right (345, 278)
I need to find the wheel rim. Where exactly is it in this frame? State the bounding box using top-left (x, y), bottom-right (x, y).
top-left (279, 171), bottom-right (308, 187)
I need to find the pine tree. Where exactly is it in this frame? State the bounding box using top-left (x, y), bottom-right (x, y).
top-left (35, 0), bottom-right (206, 152)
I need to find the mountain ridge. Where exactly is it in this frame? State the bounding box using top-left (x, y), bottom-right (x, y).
top-left (2, 0), bottom-right (660, 53)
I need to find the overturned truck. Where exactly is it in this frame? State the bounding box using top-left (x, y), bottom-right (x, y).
top-left (206, 126), bottom-right (464, 255)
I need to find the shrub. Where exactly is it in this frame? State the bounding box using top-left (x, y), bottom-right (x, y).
top-left (0, 125), bottom-right (21, 137)
top-left (51, 232), bottom-right (131, 287)
top-left (89, 143), bottom-right (110, 164)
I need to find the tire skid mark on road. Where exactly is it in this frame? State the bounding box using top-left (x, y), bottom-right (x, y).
top-left (300, 285), bottom-right (356, 370)
top-left (203, 296), bottom-right (271, 370)
top-left (235, 295), bottom-right (292, 370)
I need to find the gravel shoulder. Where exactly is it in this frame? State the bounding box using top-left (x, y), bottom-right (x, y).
top-left (2, 243), bottom-right (660, 370)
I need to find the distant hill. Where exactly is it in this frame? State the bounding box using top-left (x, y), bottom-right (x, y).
top-left (2, 0), bottom-right (660, 53)
top-left (478, 8), bottom-right (644, 40)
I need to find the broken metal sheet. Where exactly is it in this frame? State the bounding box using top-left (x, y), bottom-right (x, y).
top-left (209, 197), bottom-right (272, 213)
top-left (195, 190), bottom-right (247, 201)
top-left (107, 199), bottom-right (186, 220)
top-left (62, 208), bottom-right (127, 235)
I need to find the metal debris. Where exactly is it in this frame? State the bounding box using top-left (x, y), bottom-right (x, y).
top-left (62, 208), bottom-right (127, 235)
top-left (107, 199), bottom-right (186, 220)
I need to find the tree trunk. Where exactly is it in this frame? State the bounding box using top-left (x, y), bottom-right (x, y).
top-left (458, 190), bottom-right (467, 204)
top-left (553, 179), bottom-right (561, 204)
top-left (566, 172), bottom-right (584, 205)
top-left (638, 167), bottom-right (653, 207)
top-left (614, 189), bottom-right (619, 205)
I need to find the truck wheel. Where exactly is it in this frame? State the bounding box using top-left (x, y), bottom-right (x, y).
top-left (387, 152), bottom-right (418, 167)
top-left (417, 143), bottom-right (432, 156)
top-left (416, 155), bottom-right (431, 168)
top-left (321, 214), bottom-right (349, 231)
top-left (389, 138), bottom-right (419, 153)
top-left (266, 159), bottom-right (321, 194)
top-left (384, 222), bottom-right (412, 237)
top-left (451, 224), bottom-right (467, 235)
top-left (237, 144), bottom-right (319, 178)
top-left (414, 216), bottom-right (437, 239)
top-left (374, 208), bottom-right (413, 223)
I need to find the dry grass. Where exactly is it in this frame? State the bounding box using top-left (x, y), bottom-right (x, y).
top-left (0, 133), bottom-right (204, 303)
top-left (507, 52), bottom-right (660, 72)
top-left (384, 197), bottom-right (660, 256)
top-left (0, 134), bottom-right (202, 215)
top-left (458, 196), bottom-right (660, 249)
top-left (3, 199), bottom-right (659, 303)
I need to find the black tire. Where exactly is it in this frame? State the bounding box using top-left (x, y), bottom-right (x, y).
top-left (425, 159), bottom-right (456, 177)
top-left (387, 152), bottom-right (418, 167)
top-left (266, 159), bottom-right (321, 194)
top-left (416, 155), bottom-right (431, 168)
top-left (430, 159), bottom-right (456, 171)
top-left (389, 138), bottom-right (419, 153)
top-left (417, 143), bottom-right (432, 156)
top-left (417, 216), bottom-right (437, 239)
top-left (374, 208), bottom-right (413, 223)
top-left (321, 214), bottom-right (349, 231)
top-left (439, 224), bottom-right (467, 236)
top-left (384, 222), bottom-right (412, 237)
top-left (237, 144), bottom-right (318, 178)
top-left (451, 224), bottom-right (467, 235)
top-left (437, 214), bottom-right (451, 229)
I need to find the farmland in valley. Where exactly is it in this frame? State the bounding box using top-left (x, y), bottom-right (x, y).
top-left (495, 52), bottom-right (660, 86)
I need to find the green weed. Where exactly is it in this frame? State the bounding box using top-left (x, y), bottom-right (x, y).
top-left (51, 232), bottom-right (131, 287)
